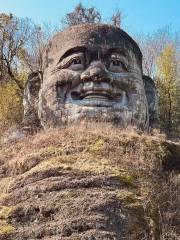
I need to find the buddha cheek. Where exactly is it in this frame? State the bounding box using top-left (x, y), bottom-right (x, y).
top-left (108, 72), bottom-right (138, 105)
top-left (42, 70), bottom-right (81, 105)
top-left (50, 69), bottom-right (81, 87)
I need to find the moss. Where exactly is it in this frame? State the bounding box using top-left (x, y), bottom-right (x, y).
top-left (112, 171), bottom-right (134, 187)
top-left (76, 156), bottom-right (111, 174)
top-left (0, 193), bottom-right (8, 204)
top-left (0, 220), bottom-right (15, 234)
top-left (87, 138), bottom-right (105, 154)
top-left (0, 206), bottom-right (15, 219)
top-left (0, 178), bottom-right (14, 194)
top-left (24, 146), bottom-right (63, 162)
top-left (116, 190), bottom-right (138, 204)
top-left (38, 146), bottom-right (63, 158)
top-left (24, 156), bottom-right (72, 175)
top-left (27, 152), bottom-right (137, 186)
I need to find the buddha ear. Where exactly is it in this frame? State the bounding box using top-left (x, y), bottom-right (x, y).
top-left (143, 75), bottom-right (159, 128)
top-left (23, 71), bottom-right (42, 129)
top-left (26, 71), bottom-right (42, 96)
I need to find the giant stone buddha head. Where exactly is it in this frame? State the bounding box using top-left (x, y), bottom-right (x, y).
top-left (24, 24), bottom-right (158, 130)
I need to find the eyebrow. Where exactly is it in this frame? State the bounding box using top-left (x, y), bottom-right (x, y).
top-left (59, 46), bottom-right (87, 63)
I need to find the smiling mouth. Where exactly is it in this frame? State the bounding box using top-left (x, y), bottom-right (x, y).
top-left (71, 90), bottom-right (115, 102)
top-left (80, 90), bottom-right (113, 100)
top-left (68, 81), bottom-right (128, 107)
top-left (70, 90), bottom-right (127, 108)
top-left (71, 81), bottom-right (115, 101)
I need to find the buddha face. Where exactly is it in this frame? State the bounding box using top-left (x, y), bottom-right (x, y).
top-left (38, 24), bottom-right (149, 129)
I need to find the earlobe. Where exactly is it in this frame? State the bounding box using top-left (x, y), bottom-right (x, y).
top-left (23, 71), bottom-right (42, 129)
top-left (143, 75), bottom-right (159, 128)
top-left (26, 72), bottom-right (41, 96)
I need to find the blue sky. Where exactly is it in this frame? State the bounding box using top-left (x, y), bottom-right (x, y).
top-left (0, 0), bottom-right (179, 35)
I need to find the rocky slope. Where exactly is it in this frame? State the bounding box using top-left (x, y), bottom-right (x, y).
top-left (0, 123), bottom-right (179, 240)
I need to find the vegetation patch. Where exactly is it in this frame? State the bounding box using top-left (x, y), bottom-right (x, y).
top-left (0, 206), bottom-right (15, 220)
top-left (0, 124), bottom-right (179, 239)
top-left (0, 220), bottom-right (15, 235)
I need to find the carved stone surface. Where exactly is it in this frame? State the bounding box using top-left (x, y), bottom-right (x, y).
top-left (23, 24), bottom-right (158, 130)
top-left (23, 72), bottom-right (41, 129)
top-left (143, 75), bottom-right (159, 128)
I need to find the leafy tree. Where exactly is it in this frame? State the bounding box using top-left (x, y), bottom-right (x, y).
top-left (0, 78), bottom-right (24, 131)
top-left (62, 3), bottom-right (101, 27)
top-left (156, 44), bottom-right (180, 135)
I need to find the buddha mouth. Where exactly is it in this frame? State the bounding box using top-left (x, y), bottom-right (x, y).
top-left (70, 81), bottom-right (128, 107)
top-left (71, 83), bottom-right (114, 101)
top-left (80, 90), bottom-right (113, 100)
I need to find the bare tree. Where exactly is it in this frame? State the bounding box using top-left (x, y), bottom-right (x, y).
top-left (135, 26), bottom-right (179, 78)
top-left (111, 9), bottom-right (122, 28)
top-left (22, 23), bottom-right (56, 73)
top-left (0, 14), bottom-right (34, 92)
top-left (62, 3), bottom-right (101, 27)
top-left (0, 13), bottom-right (57, 93)
top-left (135, 27), bottom-right (180, 135)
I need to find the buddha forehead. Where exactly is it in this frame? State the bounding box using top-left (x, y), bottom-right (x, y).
top-left (45, 24), bottom-right (142, 67)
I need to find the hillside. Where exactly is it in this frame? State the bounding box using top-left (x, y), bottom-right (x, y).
top-left (0, 123), bottom-right (179, 240)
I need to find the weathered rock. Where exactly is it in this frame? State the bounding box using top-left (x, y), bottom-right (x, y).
top-left (23, 71), bottom-right (41, 129)
top-left (143, 75), bottom-right (159, 128)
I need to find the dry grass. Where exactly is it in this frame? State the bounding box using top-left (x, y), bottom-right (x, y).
top-left (158, 174), bottom-right (179, 239)
top-left (0, 122), bottom-right (168, 175)
top-left (0, 122), bottom-right (179, 239)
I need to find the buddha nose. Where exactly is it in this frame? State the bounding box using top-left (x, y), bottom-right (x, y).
top-left (81, 61), bottom-right (107, 82)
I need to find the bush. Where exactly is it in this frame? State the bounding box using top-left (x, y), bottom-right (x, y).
top-left (0, 81), bottom-right (24, 133)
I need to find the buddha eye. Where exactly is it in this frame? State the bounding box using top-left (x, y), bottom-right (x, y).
top-left (72, 58), bottom-right (82, 65)
top-left (69, 57), bottom-right (84, 71)
top-left (112, 59), bottom-right (121, 66)
top-left (109, 59), bottom-right (127, 72)
top-left (57, 53), bottom-right (85, 71)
